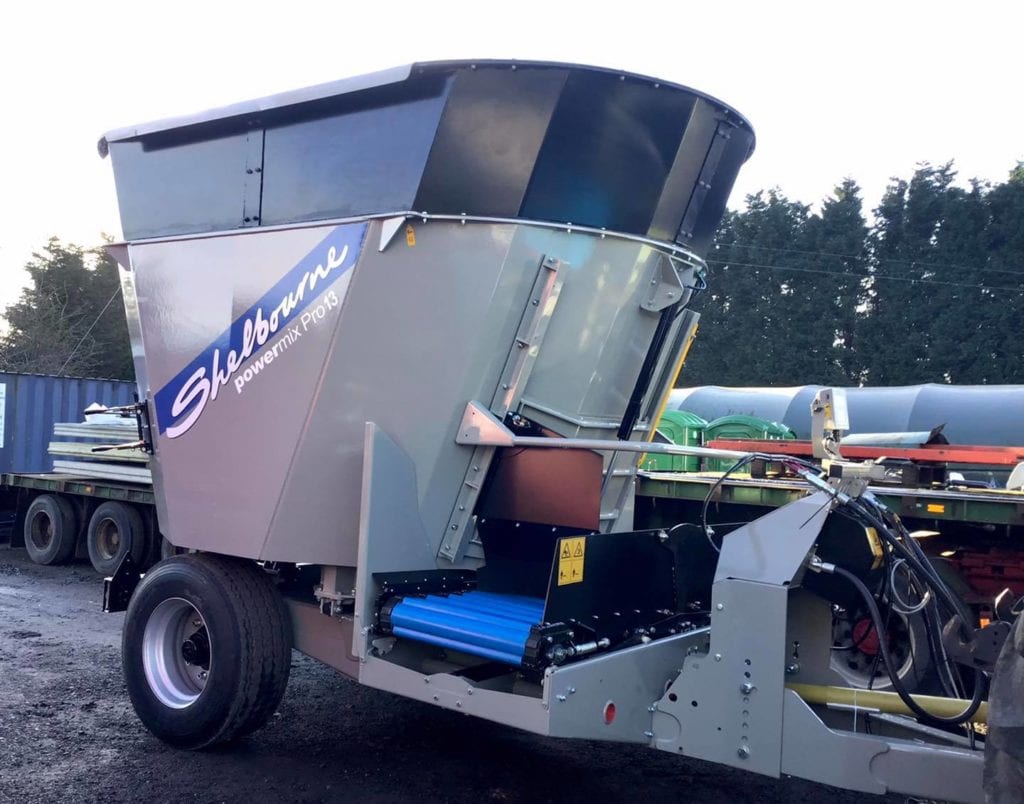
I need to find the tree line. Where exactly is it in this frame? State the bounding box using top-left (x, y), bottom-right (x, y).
top-left (1, 161), bottom-right (1022, 385)
top-left (0, 239), bottom-right (133, 379)
top-left (684, 162), bottom-right (1024, 386)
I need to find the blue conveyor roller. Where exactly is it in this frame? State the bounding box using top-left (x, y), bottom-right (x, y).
top-left (385, 590), bottom-right (545, 666)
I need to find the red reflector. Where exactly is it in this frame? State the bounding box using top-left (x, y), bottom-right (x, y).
top-left (603, 701), bottom-right (616, 725)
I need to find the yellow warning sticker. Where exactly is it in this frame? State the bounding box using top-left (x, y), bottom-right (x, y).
top-left (405, 224), bottom-right (416, 247)
top-left (926, 503), bottom-right (946, 514)
top-left (557, 536), bottom-right (586, 586)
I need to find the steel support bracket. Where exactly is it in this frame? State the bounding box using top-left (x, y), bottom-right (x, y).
top-left (641, 255), bottom-right (687, 313)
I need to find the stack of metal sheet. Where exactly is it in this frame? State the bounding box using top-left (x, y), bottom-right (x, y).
top-left (48, 417), bottom-right (151, 484)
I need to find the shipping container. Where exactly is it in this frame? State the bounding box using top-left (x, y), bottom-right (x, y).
top-left (0, 372), bottom-right (135, 474)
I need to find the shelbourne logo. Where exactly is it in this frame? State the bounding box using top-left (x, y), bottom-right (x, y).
top-left (153, 223), bottom-right (367, 439)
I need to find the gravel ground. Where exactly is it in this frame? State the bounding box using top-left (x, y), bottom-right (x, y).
top-left (0, 547), bottom-right (896, 804)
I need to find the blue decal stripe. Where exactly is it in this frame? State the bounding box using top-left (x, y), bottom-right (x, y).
top-left (153, 223), bottom-right (367, 435)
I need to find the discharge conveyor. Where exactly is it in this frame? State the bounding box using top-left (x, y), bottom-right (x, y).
top-left (379, 591), bottom-right (545, 666)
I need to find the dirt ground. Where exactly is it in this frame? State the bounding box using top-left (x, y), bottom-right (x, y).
top-left (0, 547), bottom-right (896, 804)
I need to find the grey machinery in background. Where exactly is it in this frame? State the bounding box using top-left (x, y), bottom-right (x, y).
top-left (99, 62), bottom-right (994, 802)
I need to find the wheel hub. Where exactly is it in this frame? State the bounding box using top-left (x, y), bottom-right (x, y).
top-left (181, 630), bottom-right (210, 667)
top-left (96, 518), bottom-right (122, 560)
top-left (832, 606), bottom-right (914, 689)
top-left (851, 617), bottom-right (882, 657)
top-left (30, 512), bottom-right (54, 550)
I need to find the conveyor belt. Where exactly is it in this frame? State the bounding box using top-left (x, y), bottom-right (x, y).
top-left (384, 591), bottom-right (545, 666)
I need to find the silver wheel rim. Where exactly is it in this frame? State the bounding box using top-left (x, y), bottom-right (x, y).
top-left (142, 598), bottom-right (212, 708)
top-left (831, 608), bottom-right (915, 690)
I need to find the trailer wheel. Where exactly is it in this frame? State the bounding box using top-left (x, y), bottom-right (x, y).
top-left (23, 494), bottom-right (78, 565)
top-left (87, 502), bottom-right (147, 575)
top-left (830, 605), bottom-right (933, 692)
top-left (122, 553), bottom-right (292, 749)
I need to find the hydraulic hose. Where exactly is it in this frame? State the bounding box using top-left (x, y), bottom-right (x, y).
top-left (830, 564), bottom-right (986, 726)
top-left (845, 498), bottom-right (975, 637)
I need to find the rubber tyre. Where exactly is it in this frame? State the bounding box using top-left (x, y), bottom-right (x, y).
top-left (985, 612), bottom-right (1024, 802)
top-left (86, 502), bottom-right (147, 575)
top-left (122, 553), bottom-right (292, 750)
top-left (23, 494), bottom-right (78, 565)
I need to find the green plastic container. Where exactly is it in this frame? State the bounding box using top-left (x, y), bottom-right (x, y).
top-left (643, 410), bottom-right (707, 472)
top-left (703, 414), bottom-right (796, 472)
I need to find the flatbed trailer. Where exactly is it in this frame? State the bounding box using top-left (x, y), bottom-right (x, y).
top-left (2, 471), bottom-right (159, 573)
top-left (6, 464), bottom-right (1023, 589)
top-left (3, 472), bottom-right (154, 505)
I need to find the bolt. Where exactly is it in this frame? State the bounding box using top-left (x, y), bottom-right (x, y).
top-left (193, 619), bottom-right (202, 627)
top-left (643, 730), bottom-right (654, 738)
top-left (467, 688), bottom-right (474, 696)
top-left (647, 704), bottom-right (657, 713)
top-left (716, 603), bottom-right (724, 611)
top-left (737, 746), bottom-right (750, 759)
top-left (451, 524), bottom-right (458, 531)
top-left (556, 694), bottom-right (567, 702)
top-left (456, 701), bottom-right (462, 708)
top-left (740, 683), bottom-right (755, 695)
top-left (785, 663), bottom-right (800, 675)
top-left (432, 695), bottom-right (439, 702)
top-left (714, 653), bottom-right (722, 662)
top-left (198, 671), bottom-right (208, 680)
top-left (568, 687), bottom-right (576, 695)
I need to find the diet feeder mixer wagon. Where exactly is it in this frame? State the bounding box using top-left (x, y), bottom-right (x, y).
top-left (98, 62), bottom-right (997, 802)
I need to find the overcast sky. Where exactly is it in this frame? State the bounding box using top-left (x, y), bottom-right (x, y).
top-left (1, 1), bottom-right (1021, 312)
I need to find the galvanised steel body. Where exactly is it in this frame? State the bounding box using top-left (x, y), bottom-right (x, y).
top-left (102, 60), bottom-right (753, 567)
